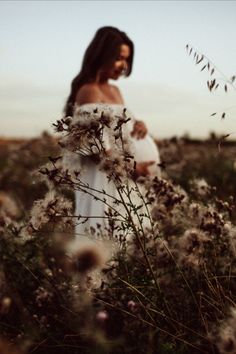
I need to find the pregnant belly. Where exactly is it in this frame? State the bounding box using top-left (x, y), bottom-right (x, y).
top-left (131, 135), bottom-right (161, 176)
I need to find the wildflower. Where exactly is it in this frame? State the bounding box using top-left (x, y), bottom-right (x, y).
top-left (127, 300), bottom-right (138, 313)
top-left (96, 310), bottom-right (109, 323)
top-left (223, 222), bottom-right (232, 233)
top-left (0, 192), bottom-right (20, 219)
top-left (99, 111), bottom-right (112, 128)
top-left (29, 190), bottom-right (74, 231)
top-left (178, 228), bottom-right (211, 269)
top-left (191, 178), bottom-right (210, 197)
top-left (189, 202), bottom-right (201, 218)
top-left (0, 297), bottom-right (12, 314)
top-left (200, 209), bottom-right (225, 235)
top-left (67, 238), bottom-right (110, 274)
top-left (154, 238), bottom-right (171, 267)
top-left (35, 287), bottom-right (53, 307)
top-left (45, 269), bottom-right (53, 277)
top-left (214, 307), bottom-right (236, 354)
top-left (151, 204), bottom-right (167, 221)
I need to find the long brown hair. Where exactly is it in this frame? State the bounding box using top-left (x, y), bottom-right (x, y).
top-left (64, 26), bottom-right (134, 117)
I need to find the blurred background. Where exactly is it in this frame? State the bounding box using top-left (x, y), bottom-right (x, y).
top-left (1, 0), bottom-right (236, 139)
top-left (1, 7), bottom-right (236, 347)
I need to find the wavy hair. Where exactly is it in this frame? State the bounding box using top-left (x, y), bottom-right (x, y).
top-left (64, 26), bottom-right (134, 117)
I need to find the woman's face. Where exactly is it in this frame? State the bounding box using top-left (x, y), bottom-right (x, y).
top-left (101, 44), bottom-right (131, 81)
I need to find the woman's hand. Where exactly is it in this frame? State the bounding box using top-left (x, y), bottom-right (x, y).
top-left (131, 120), bottom-right (148, 139)
top-left (132, 161), bottom-right (155, 180)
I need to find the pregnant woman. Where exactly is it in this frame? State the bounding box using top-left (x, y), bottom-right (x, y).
top-left (63, 26), bottom-right (161, 236)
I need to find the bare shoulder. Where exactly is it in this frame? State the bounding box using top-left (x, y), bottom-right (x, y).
top-left (110, 84), bottom-right (124, 104)
top-left (111, 84), bottom-right (122, 95)
top-left (76, 83), bottom-right (101, 105)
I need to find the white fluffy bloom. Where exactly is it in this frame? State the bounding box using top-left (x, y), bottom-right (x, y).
top-left (0, 192), bottom-right (20, 219)
top-left (214, 307), bottom-right (236, 354)
top-left (66, 236), bottom-right (112, 273)
top-left (191, 178), bottom-right (210, 197)
top-left (178, 228), bottom-right (211, 269)
top-left (29, 190), bottom-right (73, 230)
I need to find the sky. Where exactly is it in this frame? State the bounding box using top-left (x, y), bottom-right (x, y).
top-left (1, 0), bottom-right (236, 139)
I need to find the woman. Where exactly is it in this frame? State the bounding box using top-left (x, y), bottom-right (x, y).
top-left (63, 26), bottom-right (161, 236)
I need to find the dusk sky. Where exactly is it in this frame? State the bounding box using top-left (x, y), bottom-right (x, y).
top-left (1, 1), bottom-right (236, 139)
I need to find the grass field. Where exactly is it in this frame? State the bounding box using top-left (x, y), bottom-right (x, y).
top-left (1, 131), bottom-right (236, 354)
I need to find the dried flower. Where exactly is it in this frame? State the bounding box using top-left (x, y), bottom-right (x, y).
top-left (214, 307), bottom-right (236, 354)
top-left (67, 238), bottom-right (110, 274)
top-left (127, 300), bottom-right (137, 312)
top-left (0, 296), bottom-right (12, 314)
top-left (29, 190), bottom-right (74, 231)
top-left (0, 192), bottom-right (20, 219)
top-left (96, 310), bottom-right (109, 323)
top-left (191, 178), bottom-right (210, 197)
top-left (178, 228), bottom-right (211, 269)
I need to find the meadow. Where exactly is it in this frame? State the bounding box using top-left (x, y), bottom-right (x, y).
top-left (1, 125), bottom-right (236, 354)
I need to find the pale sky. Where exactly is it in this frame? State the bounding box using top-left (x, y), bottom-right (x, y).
top-left (1, 0), bottom-right (236, 139)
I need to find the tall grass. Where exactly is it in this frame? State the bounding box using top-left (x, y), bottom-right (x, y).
top-left (1, 103), bottom-right (236, 353)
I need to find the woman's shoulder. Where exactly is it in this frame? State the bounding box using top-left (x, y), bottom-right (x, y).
top-left (109, 84), bottom-right (124, 104)
top-left (76, 83), bottom-right (101, 105)
top-left (109, 83), bottom-right (121, 95)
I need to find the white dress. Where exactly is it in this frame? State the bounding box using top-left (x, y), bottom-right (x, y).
top-left (66, 103), bottom-right (161, 237)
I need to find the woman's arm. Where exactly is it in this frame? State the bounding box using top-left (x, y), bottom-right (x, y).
top-left (114, 85), bottom-right (148, 139)
top-left (131, 120), bottom-right (148, 139)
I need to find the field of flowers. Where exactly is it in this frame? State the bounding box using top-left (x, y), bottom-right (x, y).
top-left (1, 122), bottom-right (236, 354)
